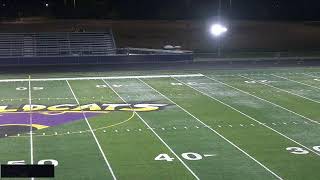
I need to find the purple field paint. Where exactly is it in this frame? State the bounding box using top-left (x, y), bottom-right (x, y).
top-left (0, 112), bottom-right (99, 128)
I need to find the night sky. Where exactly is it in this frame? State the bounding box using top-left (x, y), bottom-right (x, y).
top-left (1, 0), bottom-right (320, 20)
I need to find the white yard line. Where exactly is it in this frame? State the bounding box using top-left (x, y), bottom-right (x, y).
top-left (301, 73), bottom-right (320, 80)
top-left (101, 79), bottom-right (200, 180)
top-left (203, 75), bottom-right (320, 125)
top-left (138, 78), bottom-right (283, 180)
top-left (0, 74), bottom-right (204, 82)
top-left (66, 80), bottom-right (117, 180)
top-left (172, 77), bottom-right (320, 157)
top-left (239, 75), bottom-right (320, 104)
top-left (271, 74), bottom-right (320, 91)
top-left (28, 75), bottom-right (34, 180)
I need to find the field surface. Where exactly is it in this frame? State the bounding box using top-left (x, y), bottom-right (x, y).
top-left (0, 67), bottom-right (320, 180)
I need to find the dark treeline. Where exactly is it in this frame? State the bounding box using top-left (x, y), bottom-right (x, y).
top-left (1, 0), bottom-right (320, 20)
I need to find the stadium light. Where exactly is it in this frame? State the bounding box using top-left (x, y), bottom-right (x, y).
top-left (210, 23), bottom-right (228, 37)
top-left (45, 3), bottom-right (49, 7)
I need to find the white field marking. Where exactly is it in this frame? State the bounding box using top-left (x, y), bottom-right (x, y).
top-left (138, 78), bottom-right (283, 180)
top-left (28, 76), bottom-right (34, 167)
top-left (101, 79), bottom-right (200, 180)
top-left (207, 72), bottom-right (312, 77)
top-left (204, 75), bottom-right (320, 125)
top-left (272, 74), bottom-right (320, 91)
top-left (172, 77), bottom-right (320, 157)
top-left (0, 74), bottom-right (204, 83)
top-left (203, 154), bottom-right (216, 157)
top-left (302, 73), bottom-right (319, 77)
top-left (66, 80), bottom-right (117, 180)
top-left (28, 76), bottom-right (34, 180)
top-left (239, 75), bottom-right (320, 104)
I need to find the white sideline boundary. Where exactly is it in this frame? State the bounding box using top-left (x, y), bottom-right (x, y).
top-left (101, 79), bottom-right (200, 180)
top-left (138, 78), bottom-right (283, 180)
top-left (171, 77), bottom-right (320, 157)
top-left (66, 80), bottom-right (117, 180)
top-left (0, 74), bottom-right (204, 82)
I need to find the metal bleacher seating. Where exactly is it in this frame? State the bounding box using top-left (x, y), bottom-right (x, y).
top-left (0, 30), bottom-right (193, 66)
top-left (0, 31), bottom-right (116, 58)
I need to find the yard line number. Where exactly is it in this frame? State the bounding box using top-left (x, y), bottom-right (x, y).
top-left (155, 152), bottom-right (213, 162)
top-left (286, 146), bottom-right (320, 155)
top-left (244, 80), bottom-right (271, 84)
top-left (16, 87), bottom-right (44, 91)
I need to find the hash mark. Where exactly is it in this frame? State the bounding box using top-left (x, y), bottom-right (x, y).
top-left (204, 154), bottom-right (216, 157)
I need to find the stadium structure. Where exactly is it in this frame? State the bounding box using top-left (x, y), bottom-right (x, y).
top-left (0, 28), bottom-right (319, 180)
top-left (0, 30), bottom-right (193, 66)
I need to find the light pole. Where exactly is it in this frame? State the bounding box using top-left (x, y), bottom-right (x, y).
top-left (210, 0), bottom-right (228, 57)
top-left (210, 23), bottom-right (228, 56)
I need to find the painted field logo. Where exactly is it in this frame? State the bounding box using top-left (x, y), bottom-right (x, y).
top-left (0, 103), bottom-right (168, 138)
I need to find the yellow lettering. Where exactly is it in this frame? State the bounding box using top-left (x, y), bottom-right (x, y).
top-left (71, 104), bottom-right (101, 111)
top-left (47, 104), bottom-right (76, 111)
top-left (23, 105), bottom-right (47, 112)
top-left (0, 106), bottom-right (18, 112)
top-left (120, 104), bottom-right (167, 112)
top-left (103, 104), bottom-right (130, 111)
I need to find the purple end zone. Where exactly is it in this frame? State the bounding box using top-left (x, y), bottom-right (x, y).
top-left (0, 112), bottom-right (100, 128)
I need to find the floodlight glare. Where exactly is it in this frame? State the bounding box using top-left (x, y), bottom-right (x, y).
top-left (210, 24), bottom-right (228, 37)
top-left (45, 3), bottom-right (49, 7)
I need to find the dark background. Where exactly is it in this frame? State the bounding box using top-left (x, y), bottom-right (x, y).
top-left (0, 0), bottom-right (320, 20)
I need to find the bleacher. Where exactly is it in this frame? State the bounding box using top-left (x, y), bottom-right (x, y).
top-left (0, 31), bottom-right (116, 57)
top-left (0, 31), bottom-right (193, 66)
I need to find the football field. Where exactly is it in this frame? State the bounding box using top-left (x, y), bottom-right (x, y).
top-left (0, 68), bottom-right (320, 180)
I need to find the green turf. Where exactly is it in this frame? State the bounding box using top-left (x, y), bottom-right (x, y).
top-left (0, 67), bottom-right (319, 180)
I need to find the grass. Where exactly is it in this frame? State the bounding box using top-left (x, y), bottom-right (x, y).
top-left (0, 67), bottom-right (319, 180)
